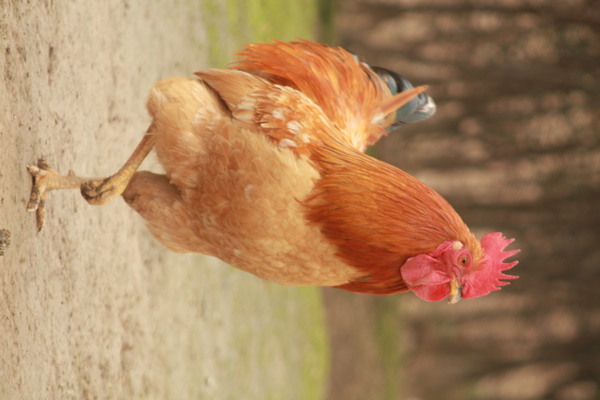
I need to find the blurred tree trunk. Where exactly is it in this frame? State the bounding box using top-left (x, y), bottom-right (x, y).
top-left (325, 0), bottom-right (600, 399)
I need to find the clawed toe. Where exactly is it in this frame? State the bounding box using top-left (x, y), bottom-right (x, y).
top-left (26, 158), bottom-right (55, 231)
top-left (26, 158), bottom-right (50, 178)
top-left (26, 158), bottom-right (94, 231)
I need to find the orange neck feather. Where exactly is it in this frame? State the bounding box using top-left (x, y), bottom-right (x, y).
top-left (304, 143), bottom-right (479, 295)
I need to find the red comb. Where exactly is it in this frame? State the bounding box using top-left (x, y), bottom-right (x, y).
top-left (462, 232), bottom-right (520, 299)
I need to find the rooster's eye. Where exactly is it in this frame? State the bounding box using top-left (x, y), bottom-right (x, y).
top-left (459, 255), bottom-right (469, 266)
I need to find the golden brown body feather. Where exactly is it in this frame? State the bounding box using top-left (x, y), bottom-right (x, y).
top-left (124, 77), bottom-right (361, 286)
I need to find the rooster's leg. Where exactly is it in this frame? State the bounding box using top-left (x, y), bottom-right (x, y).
top-left (121, 170), bottom-right (197, 252)
top-left (27, 130), bottom-right (155, 231)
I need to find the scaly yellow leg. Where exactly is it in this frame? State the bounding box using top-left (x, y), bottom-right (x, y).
top-left (27, 131), bottom-right (155, 232)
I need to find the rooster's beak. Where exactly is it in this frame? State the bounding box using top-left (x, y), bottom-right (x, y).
top-left (448, 278), bottom-right (462, 304)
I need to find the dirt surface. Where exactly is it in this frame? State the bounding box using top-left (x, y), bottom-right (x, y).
top-left (0, 2), bottom-right (326, 399)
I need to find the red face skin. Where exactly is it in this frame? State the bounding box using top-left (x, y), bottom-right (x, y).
top-left (400, 233), bottom-right (519, 303)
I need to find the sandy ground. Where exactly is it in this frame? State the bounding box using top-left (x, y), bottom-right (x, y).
top-left (0, 2), bottom-right (325, 399)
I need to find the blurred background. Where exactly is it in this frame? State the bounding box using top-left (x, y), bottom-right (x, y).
top-left (324, 0), bottom-right (600, 399)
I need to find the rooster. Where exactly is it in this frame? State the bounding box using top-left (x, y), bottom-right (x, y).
top-left (27, 40), bottom-right (518, 303)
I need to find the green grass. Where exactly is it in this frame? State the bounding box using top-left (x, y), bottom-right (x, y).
top-left (267, 286), bottom-right (330, 400)
top-left (372, 296), bottom-right (405, 400)
top-left (197, 2), bottom-right (332, 398)
top-left (225, 281), bottom-right (329, 400)
top-left (201, 0), bottom-right (324, 67)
